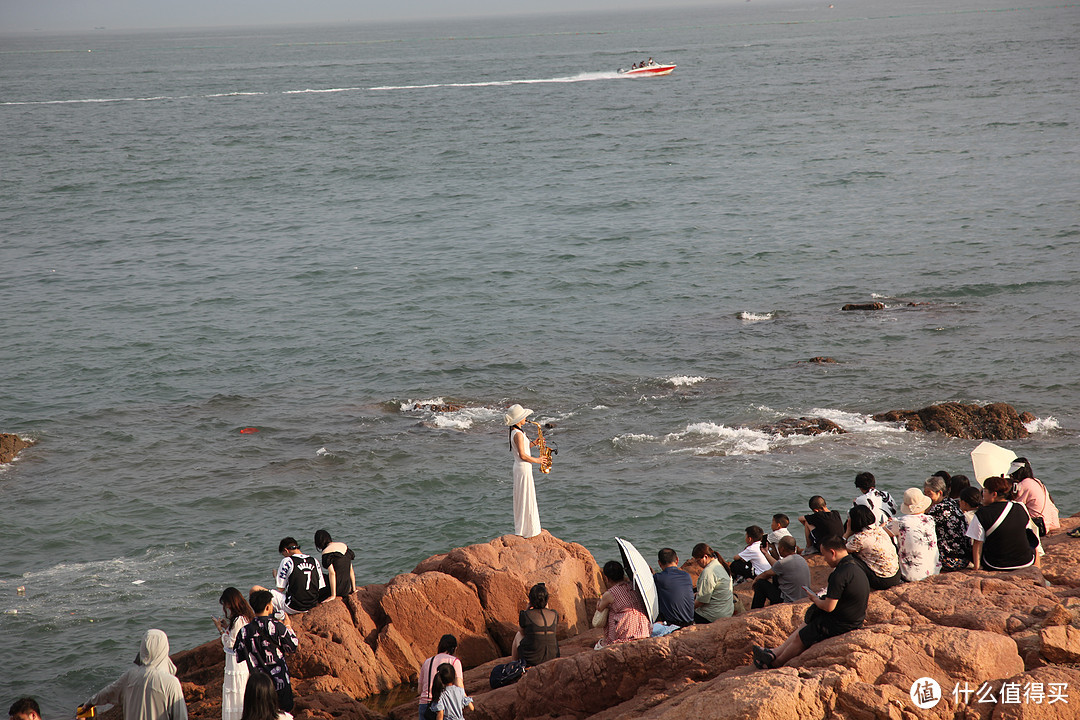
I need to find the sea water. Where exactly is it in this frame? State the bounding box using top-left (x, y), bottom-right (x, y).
top-left (1, 0), bottom-right (1078, 711)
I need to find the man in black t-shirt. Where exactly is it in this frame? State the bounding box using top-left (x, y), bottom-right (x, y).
top-left (750, 536), bottom-right (870, 670)
top-left (798, 495), bottom-right (844, 555)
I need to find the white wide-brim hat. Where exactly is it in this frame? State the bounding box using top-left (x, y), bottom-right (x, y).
top-left (504, 404), bottom-right (533, 426)
top-left (901, 487), bottom-right (933, 515)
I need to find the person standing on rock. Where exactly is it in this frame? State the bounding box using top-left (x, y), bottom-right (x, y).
top-left (751, 536), bottom-right (869, 669)
top-left (504, 404), bottom-right (542, 538)
top-left (233, 590), bottom-right (299, 713)
top-left (418, 635), bottom-right (464, 720)
top-left (79, 629), bottom-right (188, 720)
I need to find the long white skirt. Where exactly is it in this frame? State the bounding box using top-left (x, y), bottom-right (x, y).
top-left (513, 460), bottom-right (541, 537)
top-left (222, 650), bottom-right (250, 720)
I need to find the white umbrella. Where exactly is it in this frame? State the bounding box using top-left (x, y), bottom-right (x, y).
top-left (970, 441), bottom-right (1017, 486)
top-left (616, 536), bottom-right (658, 623)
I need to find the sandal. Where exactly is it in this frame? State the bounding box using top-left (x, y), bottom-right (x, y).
top-left (1067, 528), bottom-right (1080, 538)
top-left (751, 645), bottom-right (775, 669)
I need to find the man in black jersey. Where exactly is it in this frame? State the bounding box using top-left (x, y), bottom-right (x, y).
top-left (253, 536), bottom-right (326, 623)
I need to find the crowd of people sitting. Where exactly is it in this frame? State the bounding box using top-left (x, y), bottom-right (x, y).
top-left (12, 459), bottom-right (1063, 720)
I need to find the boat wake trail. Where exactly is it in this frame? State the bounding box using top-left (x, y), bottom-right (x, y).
top-left (0, 73), bottom-right (625, 106)
top-left (369, 71), bottom-right (623, 91)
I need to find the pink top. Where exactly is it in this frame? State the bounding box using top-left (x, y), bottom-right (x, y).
top-left (417, 652), bottom-right (462, 704)
top-left (1013, 477), bottom-right (1059, 531)
top-left (604, 581), bottom-right (651, 645)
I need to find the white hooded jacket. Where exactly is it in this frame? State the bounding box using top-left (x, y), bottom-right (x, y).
top-left (87, 629), bottom-right (188, 720)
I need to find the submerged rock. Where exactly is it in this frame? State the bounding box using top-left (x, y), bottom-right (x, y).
top-left (841, 302), bottom-right (885, 311)
top-left (0, 433), bottom-right (33, 464)
top-left (758, 417), bottom-right (846, 436)
top-left (872, 402), bottom-right (1031, 440)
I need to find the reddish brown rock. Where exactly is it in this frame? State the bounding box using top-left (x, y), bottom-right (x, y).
top-left (872, 402), bottom-right (1032, 440)
top-left (0, 433), bottom-right (33, 464)
top-left (842, 302), bottom-right (885, 311)
top-left (175, 528), bottom-right (1080, 720)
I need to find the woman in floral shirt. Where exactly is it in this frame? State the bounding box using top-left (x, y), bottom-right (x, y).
top-left (924, 475), bottom-right (972, 571)
top-left (886, 488), bottom-right (941, 581)
top-left (845, 505), bottom-right (902, 589)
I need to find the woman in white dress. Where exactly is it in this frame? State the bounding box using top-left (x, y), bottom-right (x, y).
top-left (213, 586), bottom-right (255, 720)
top-left (505, 404), bottom-right (542, 538)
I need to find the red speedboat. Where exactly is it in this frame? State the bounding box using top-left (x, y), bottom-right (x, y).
top-left (618, 61), bottom-right (676, 77)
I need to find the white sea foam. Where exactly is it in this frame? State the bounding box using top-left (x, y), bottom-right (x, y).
top-left (316, 447), bottom-right (330, 456)
top-left (665, 422), bottom-right (774, 455)
top-left (1024, 416), bottom-right (1060, 433)
top-left (402, 398), bottom-right (503, 430)
top-left (370, 71), bottom-right (621, 91)
top-left (592, 405), bottom-right (608, 410)
top-left (667, 375), bottom-right (707, 386)
top-left (738, 311), bottom-right (774, 322)
top-left (808, 408), bottom-right (907, 433)
top-left (612, 433), bottom-right (658, 448)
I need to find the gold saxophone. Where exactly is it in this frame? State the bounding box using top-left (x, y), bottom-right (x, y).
top-left (528, 421), bottom-right (555, 474)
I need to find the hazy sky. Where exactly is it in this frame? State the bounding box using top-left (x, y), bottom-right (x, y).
top-left (0, 0), bottom-right (726, 33)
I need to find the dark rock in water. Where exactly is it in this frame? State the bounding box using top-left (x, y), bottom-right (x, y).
top-left (411, 402), bottom-right (463, 413)
top-left (841, 302), bottom-right (885, 311)
top-left (798, 356), bottom-right (837, 364)
top-left (872, 402), bottom-right (1031, 440)
top-left (0, 433), bottom-right (33, 464)
top-left (759, 417), bottom-right (846, 436)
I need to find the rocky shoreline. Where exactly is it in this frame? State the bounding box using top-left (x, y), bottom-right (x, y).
top-left (164, 519), bottom-right (1080, 720)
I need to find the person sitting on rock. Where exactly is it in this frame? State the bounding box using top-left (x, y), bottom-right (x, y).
top-left (313, 529), bottom-right (357, 602)
top-left (885, 488), bottom-right (941, 581)
top-left (844, 505), bottom-right (902, 590)
top-left (948, 474), bottom-right (972, 500)
top-left (799, 496), bottom-right (844, 555)
top-left (923, 475), bottom-right (972, 571)
top-left (736, 525), bottom-right (771, 579)
top-left (959, 486), bottom-right (981, 526)
top-left (967, 475), bottom-right (1038, 571)
top-left (852, 471), bottom-right (897, 524)
top-left (691, 544), bottom-right (734, 624)
top-left (595, 561), bottom-right (651, 647)
top-left (419, 634), bottom-right (464, 720)
top-left (653, 548), bottom-right (695, 628)
top-left (1009, 458), bottom-right (1059, 536)
top-left (751, 536), bottom-right (811, 608)
top-left (765, 514), bottom-right (794, 556)
top-left (512, 583), bottom-right (560, 666)
top-left (252, 537), bottom-right (325, 625)
top-left (751, 536), bottom-right (869, 669)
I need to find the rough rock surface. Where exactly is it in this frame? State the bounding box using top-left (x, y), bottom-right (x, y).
top-left (173, 518), bottom-right (1080, 720)
top-left (0, 433), bottom-right (33, 464)
top-left (758, 417), bottom-right (847, 437)
top-left (842, 302), bottom-right (886, 311)
top-left (872, 402), bottom-right (1033, 440)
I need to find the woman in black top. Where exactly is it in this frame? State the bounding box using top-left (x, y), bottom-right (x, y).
top-left (968, 476), bottom-right (1037, 571)
top-left (314, 529), bottom-right (357, 600)
top-left (512, 583), bottom-right (559, 666)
